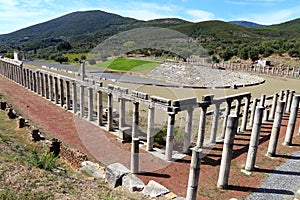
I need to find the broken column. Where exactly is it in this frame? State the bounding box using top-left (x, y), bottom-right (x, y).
top-left (217, 115), bottom-right (238, 189)
top-left (80, 60), bottom-right (86, 81)
top-left (266, 101), bottom-right (285, 157)
top-left (186, 147), bottom-right (203, 200)
top-left (283, 95), bottom-right (300, 146)
top-left (245, 106), bottom-right (264, 171)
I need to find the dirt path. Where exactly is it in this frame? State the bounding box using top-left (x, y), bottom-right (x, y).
top-left (0, 75), bottom-right (299, 199)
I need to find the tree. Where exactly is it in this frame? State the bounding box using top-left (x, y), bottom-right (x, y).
top-left (249, 48), bottom-right (259, 62)
top-left (239, 47), bottom-right (249, 60)
top-left (57, 41), bottom-right (72, 52)
top-left (55, 55), bottom-right (68, 64)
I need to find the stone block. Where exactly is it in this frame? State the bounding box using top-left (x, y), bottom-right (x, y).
top-left (173, 97), bottom-right (197, 107)
top-left (131, 90), bottom-right (148, 100)
top-left (151, 96), bottom-right (171, 106)
top-left (7, 108), bottom-right (17, 119)
top-left (122, 174), bottom-right (145, 192)
top-left (80, 161), bottom-right (105, 179)
top-left (18, 116), bottom-right (25, 128)
top-left (105, 163), bottom-right (130, 188)
top-left (0, 101), bottom-right (6, 110)
top-left (173, 197), bottom-right (185, 200)
top-left (118, 126), bottom-right (132, 143)
top-left (142, 180), bottom-right (170, 198)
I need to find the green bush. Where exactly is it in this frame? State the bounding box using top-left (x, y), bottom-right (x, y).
top-left (27, 150), bottom-right (59, 171)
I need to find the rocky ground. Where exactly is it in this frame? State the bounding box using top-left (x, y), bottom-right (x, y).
top-left (145, 63), bottom-right (265, 87)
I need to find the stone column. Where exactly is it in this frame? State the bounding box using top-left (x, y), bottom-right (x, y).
top-left (146, 105), bottom-right (155, 151)
top-left (81, 61), bottom-right (86, 81)
top-left (54, 77), bottom-right (59, 104)
top-left (107, 93), bottom-right (113, 131)
top-left (183, 108), bottom-right (194, 153)
top-left (186, 147), bottom-right (203, 200)
top-left (29, 70), bottom-right (33, 91)
top-left (285, 90), bottom-right (295, 113)
top-left (132, 102), bottom-right (139, 138)
top-left (40, 72), bottom-right (45, 97)
top-left (36, 72), bottom-right (40, 94)
top-left (266, 101), bottom-right (285, 157)
top-left (44, 74), bottom-right (49, 99)
top-left (65, 81), bottom-right (71, 110)
top-left (49, 75), bottom-right (54, 101)
top-left (221, 99), bottom-right (233, 138)
top-left (235, 97), bottom-right (242, 130)
top-left (241, 96), bottom-right (250, 132)
top-left (249, 98), bottom-right (258, 128)
top-left (119, 98), bottom-right (126, 129)
top-left (283, 90), bottom-right (290, 113)
top-left (80, 85), bottom-right (85, 117)
top-left (196, 104), bottom-right (208, 148)
top-left (283, 95), bottom-right (300, 146)
top-left (97, 91), bottom-right (103, 126)
top-left (279, 90), bottom-right (284, 101)
top-left (131, 137), bottom-right (140, 174)
top-left (245, 106), bottom-right (264, 171)
top-left (166, 112), bottom-right (176, 161)
top-left (32, 72), bottom-right (37, 93)
top-left (72, 82), bottom-right (77, 113)
top-left (59, 79), bottom-right (64, 107)
top-left (88, 87), bottom-right (94, 121)
top-left (217, 115), bottom-right (238, 189)
top-left (210, 102), bottom-right (221, 144)
top-left (259, 94), bottom-right (266, 107)
top-left (269, 93), bottom-right (278, 121)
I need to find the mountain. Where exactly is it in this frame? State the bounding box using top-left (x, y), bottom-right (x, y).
top-left (229, 21), bottom-right (265, 28)
top-left (0, 10), bottom-right (299, 57)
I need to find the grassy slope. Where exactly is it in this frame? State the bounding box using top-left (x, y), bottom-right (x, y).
top-left (94, 57), bottom-right (161, 73)
top-left (0, 104), bottom-right (148, 200)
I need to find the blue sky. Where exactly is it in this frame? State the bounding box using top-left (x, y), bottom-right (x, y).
top-left (0, 0), bottom-right (299, 34)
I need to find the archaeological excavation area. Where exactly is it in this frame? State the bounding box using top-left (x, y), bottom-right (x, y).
top-left (0, 57), bottom-right (299, 200)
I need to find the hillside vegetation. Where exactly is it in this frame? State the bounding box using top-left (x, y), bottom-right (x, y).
top-left (0, 10), bottom-right (299, 64)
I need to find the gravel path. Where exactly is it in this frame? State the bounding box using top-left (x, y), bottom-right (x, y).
top-left (247, 150), bottom-right (300, 200)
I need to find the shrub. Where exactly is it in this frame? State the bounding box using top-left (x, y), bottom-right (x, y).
top-left (27, 150), bottom-right (59, 171)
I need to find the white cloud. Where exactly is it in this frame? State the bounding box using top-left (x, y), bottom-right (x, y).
top-left (186, 10), bottom-right (215, 22)
top-left (245, 6), bottom-right (300, 24)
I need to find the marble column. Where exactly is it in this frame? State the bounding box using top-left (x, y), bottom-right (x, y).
top-left (80, 85), bottom-right (85, 117)
top-left (72, 82), bottom-right (77, 113)
top-left (183, 108), bottom-right (194, 153)
top-left (241, 96), bottom-right (250, 132)
top-left (107, 93), bottom-right (113, 131)
top-left (97, 91), bottom-right (103, 126)
top-left (146, 105), bottom-right (155, 151)
top-left (87, 87), bottom-right (94, 121)
top-left (66, 81), bottom-right (71, 110)
top-left (210, 102), bottom-right (221, 144)
top-left (166, 112), bottom-right (176, 161)
top-left (59, 79), bottom-right (64, 107)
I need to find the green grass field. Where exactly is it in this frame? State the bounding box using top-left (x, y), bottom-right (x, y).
top-left (94, 57), bottom-right (161, 73)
